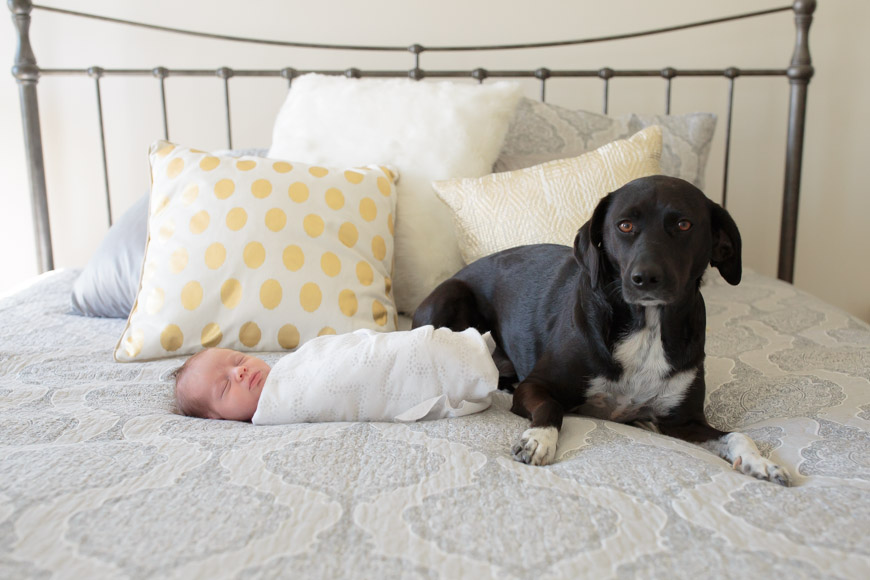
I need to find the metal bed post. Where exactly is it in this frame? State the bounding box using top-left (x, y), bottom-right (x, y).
top-left (9, 0), bottom-right (52, 272)
top-left (779, 0), bottom-right (816, 283)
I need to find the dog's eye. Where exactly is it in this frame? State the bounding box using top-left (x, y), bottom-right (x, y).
top-left (618, 221), bottom-right (634, 233)
top-left (677, 220), bottom-right (692, 231)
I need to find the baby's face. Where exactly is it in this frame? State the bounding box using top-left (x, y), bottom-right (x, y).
top-left (180, 348), bottom-right (271, 421)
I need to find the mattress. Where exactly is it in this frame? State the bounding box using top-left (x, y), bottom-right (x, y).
top-left (1, 268), bottom-right (869, 579)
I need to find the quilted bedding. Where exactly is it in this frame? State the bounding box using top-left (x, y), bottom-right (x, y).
top-left (1, 269), bottom-right (869, 579)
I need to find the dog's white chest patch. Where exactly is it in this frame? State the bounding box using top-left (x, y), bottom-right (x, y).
top-left (579, 307), bottom-right (695, 422)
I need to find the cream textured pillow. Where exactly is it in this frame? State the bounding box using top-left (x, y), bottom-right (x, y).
top-left (268, 74), bottom-right (522, 314)
top-left (115, 142), bottom-right (398, 362)
top-left (433, 125), bottom-right (663, 264)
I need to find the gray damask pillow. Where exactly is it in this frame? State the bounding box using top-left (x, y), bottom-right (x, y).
top-left (494, 98), bottom-right (716, 189)
top-left (71, 147), bottom-right (269, 318)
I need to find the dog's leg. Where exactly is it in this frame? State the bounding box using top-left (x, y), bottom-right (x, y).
top-left (412, 279), bottom-right (487, 331)
top-left (491, 344), bottom-right (518, 392)
top-left (510, 381), bottom-right (564, 466)
top-left (659, 420), bottom-right (790, 486)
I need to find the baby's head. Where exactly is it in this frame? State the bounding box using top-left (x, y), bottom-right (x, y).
top-left (174, 348), bottom-right (271, 421)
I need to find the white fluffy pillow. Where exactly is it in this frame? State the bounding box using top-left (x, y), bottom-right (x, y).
top-left (269, 74), bottom-right (522, 314)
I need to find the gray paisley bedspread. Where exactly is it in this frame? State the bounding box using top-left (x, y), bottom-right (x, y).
top-left (1, 269), bottom-right (869, 579)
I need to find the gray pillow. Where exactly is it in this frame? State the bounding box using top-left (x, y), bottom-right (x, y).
top-left (71, 192), bottom-right (149, 318)
top-left (70, 147), bottom-right (269, 318)
top-left (494, 98), bottom-right (716, 189)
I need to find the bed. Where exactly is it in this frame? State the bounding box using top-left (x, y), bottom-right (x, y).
top-left (5, 1), bottom-right (870, 578)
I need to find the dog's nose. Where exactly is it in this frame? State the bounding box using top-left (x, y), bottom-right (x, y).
top-left (630, 267), bottom-right (662, 289)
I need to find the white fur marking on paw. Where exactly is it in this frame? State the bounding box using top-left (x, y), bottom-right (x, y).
top-left (721, 432), bottom-right (790, 486)
top-left (511, 426), bottom-right (558, 466)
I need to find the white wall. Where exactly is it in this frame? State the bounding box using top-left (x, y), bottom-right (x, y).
top-left (1, 0), bottom-right (868, 322)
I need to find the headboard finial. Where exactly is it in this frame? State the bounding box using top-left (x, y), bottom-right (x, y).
top-left (793, 0), bottom-right (817, 16)
top-left (790, 0), bottom-right (815, 79)
top-left (9, 0), bottom-right (37, 79)
top-left (9, 0), bottom-right (33, 16)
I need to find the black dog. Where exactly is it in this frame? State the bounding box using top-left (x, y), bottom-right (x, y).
top-left (413, 175), bottom-right (789, 486)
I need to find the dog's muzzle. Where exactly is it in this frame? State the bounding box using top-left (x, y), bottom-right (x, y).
top-left (621, 258), bottom-right (676, 305)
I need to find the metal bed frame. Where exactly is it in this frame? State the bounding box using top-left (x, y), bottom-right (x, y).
top-left (9, 0), bottom-right (815, 283)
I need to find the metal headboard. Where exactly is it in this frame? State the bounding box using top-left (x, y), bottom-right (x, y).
top-left (9, 0), bottom-right (815, 283)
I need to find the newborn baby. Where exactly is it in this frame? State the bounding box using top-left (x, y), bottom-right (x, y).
top-left (174, 325), bottom-right (499, 424)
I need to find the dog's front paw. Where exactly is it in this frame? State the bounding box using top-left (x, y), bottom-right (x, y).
top-left (733, 454), bottom-right (791, 487)
top-left (511, 427), bottom-right (558, 466)
top-left (721, 433), bottom-right (790, 486)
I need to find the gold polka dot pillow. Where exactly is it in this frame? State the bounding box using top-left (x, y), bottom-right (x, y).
top-left (115, 141), bottom-right (398, 362)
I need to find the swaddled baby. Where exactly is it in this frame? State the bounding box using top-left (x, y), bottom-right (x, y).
top-left (173, 325), bottom-right (499, 424)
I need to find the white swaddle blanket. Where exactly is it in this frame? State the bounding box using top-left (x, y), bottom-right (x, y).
top-left (251, 325), bottom-right (499, 424)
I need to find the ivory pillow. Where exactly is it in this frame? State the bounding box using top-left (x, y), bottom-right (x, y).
top-left (115, 142), bottom-right (398, 362)
top-left (433, 125), bottom-right (663, 264)
top-left (268, 74), bottom-right (522, 314)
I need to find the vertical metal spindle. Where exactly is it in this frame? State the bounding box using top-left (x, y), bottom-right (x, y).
top-left (662, 67), bottom-right (676, 115)
top-left (217, 67), bottom-right (234, 149)
top-left (408, 44), bottom-right (424, 81)
top-left (721, 69), bottom-right (740, 209)
top-left (599, 68), bottom-right (614, 114)
top-left (281, 67), bottom-right (297, 90)
top-left (665, 80), bottom-right (671, 114)
top-left (472, 68), bottom-right (488, 85)
top-left (89, 66), bottom-right (112, 227)
top-left (662, 67), bottom-right (677, 115)
top-left (535, 68), bottom-right (551, 103)
top-left (153, 67), bottom-right (169, 141)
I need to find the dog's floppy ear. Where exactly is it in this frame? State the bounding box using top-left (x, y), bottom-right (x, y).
top-left (574, 194), bottom-right (612, 288)
top-left (708, 199), bottom-right (742, 285)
